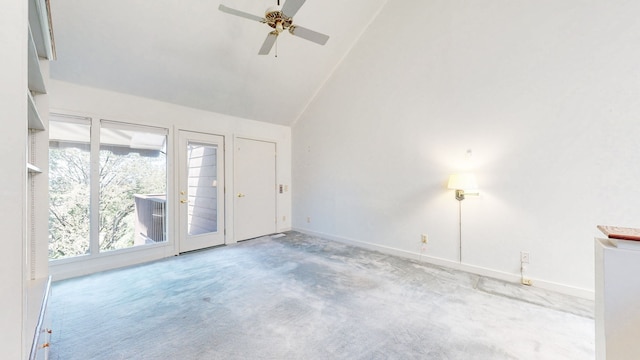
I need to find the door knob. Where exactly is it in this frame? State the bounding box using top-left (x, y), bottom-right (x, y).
top-left (180, 199), bottom-right (188, 204)
top-left (237, 193), bottom-right (245, 198)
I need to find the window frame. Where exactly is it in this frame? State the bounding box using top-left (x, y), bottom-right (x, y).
top-left (48, 114), bottom-right (174, 274)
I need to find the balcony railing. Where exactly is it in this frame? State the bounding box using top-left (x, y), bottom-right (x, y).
top-left (134, 194), bottom-right (166, 244)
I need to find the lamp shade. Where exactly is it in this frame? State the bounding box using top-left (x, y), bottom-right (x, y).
top-left (447, 173), bottom-right (478, 190)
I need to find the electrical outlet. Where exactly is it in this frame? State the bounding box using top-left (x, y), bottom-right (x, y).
top-left (421, 234), bottom-right (428, 244)
top-left (306, 217), bottom-right (311, 223)
top-left (282, 216), bottom-right (286, 222)
top-left (520, 251), bottom-right (530, 264)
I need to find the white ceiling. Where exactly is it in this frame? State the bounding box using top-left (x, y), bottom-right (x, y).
top-left (49, 0), bottom-right (388, 126)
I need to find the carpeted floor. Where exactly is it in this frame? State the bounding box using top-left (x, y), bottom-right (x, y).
top-left (49, 231), bottom-right (594, 359)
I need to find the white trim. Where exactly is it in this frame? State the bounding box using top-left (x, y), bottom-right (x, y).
top-left (234, 134), bottom-right (279, 144)
top-left (293, 227), bottom-right (595, 300)
top-left (49, 243), bottom-right (175, 281)
top-left (50, 112), bottom-right (91, 125)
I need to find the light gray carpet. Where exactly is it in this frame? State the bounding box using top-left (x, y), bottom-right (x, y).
top-left (49, 231), bottom-right (594, 359)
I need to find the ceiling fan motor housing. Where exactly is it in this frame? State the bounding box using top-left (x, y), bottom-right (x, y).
top-left (265, 6), bottom-right (292, 33)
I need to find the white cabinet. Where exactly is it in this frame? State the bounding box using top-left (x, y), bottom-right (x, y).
top-left (595, 238), bottom-right (640, 359)
top-left (27, 277), bottom-right (52, 360)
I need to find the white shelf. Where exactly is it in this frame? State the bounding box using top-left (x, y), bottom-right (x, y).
top-left (27, 26), bottom-right (46, 94)
top-left (27, 92), bottom-right (45, 131)
top-left (27, 163), bottom-right (42, 174)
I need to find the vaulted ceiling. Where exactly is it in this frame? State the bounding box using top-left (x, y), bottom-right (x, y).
top-left (49, 0), bottom-right (388, 126)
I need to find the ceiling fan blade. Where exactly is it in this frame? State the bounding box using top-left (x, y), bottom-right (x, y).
top-left (281, 0), bottom-right (306, 18)
top-left (258, 33), bottom-right (278, 55)
top-left (289, 25), bottom-right (329, 45)
top-left (218, 4), bottom-right (265, 23)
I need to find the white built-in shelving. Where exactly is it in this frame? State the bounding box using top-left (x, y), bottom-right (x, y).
top-left (27, 27), bottom-right (46, 95)
top-left (26, 0), bottom-right (54, 358)
top-left (27, 0), bottom-right (48, 175)
top-left (27, 92), bottom-right (44, 131)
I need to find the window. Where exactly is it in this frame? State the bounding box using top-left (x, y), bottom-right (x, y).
top-left (49, 116), bottom-right (168, 261)
top-left (49, 117), bottom-right (91, 259)
top-left (99, 122), bottom-right (167, 251)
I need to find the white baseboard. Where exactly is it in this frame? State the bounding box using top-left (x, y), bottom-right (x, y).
top-left (292, 227), bottom-right (594, 300)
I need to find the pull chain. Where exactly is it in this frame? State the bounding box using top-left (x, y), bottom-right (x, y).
top-left (275, 0), bottom-right (280, 57)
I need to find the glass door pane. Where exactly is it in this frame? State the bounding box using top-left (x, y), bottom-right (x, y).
top-left (187, 142), bottom-right (218, 236)
top-left (178, 131), bottom-right (224, 253)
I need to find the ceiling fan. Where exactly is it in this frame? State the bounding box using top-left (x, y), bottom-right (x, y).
top-left (219, 0), bottom-right (329, 55)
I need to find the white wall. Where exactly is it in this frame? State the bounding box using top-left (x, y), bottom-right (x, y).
top-left (1, 0), bottom-right (27, 358)
top-left (292, 0), bottom-right (640, 298)
top-left (49, 80), bottom-right (292, 278)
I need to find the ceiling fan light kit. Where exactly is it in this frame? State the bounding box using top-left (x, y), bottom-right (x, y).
top-left (219, 0), bottom-right (329, 56)
top-left (265, 7), bottom-right (291, 34)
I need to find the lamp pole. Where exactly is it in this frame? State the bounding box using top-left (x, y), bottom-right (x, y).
top-left (458, 200), bottom-right (462, 263)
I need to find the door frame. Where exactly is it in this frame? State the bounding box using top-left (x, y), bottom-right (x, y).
top-left (176, 130), bottom-right (227, 253)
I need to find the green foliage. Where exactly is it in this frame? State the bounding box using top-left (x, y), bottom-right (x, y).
top-left (49, 146), bottom-right (91, 259)
top-left (98, 149), bottom-right (166, 252)
top-left (49, 144), bottom-right (166, 260)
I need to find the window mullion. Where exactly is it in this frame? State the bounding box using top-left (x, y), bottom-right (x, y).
top-left (89, 117), bottom-right (101, 256)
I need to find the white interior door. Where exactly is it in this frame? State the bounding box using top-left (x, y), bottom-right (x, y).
top-left (178, 131), bottom-right (225, 252)
top-left (234, 137), bottom-right (276, 241)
